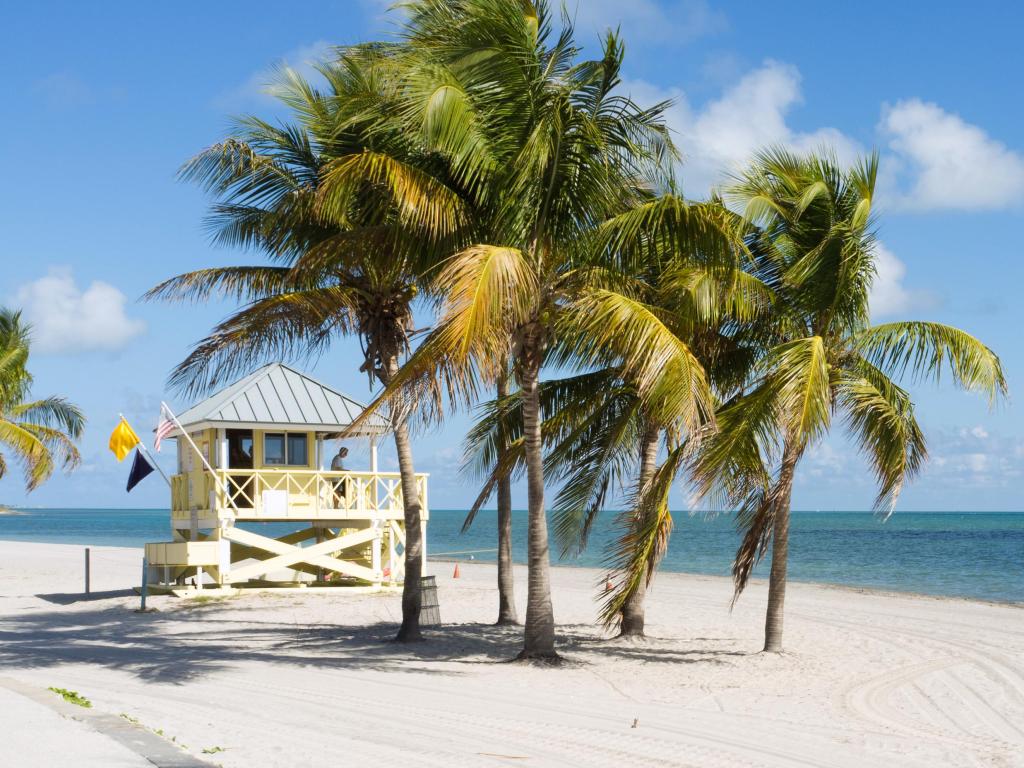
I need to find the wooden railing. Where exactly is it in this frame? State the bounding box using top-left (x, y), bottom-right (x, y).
top-left (173, 469), bottom-right (429, 520)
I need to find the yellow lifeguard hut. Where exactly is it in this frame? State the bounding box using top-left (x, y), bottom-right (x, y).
top-left (143, 363), bottom-right (428, 595)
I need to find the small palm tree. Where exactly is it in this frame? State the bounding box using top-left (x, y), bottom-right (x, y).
top-left (692, 148), bottom-right (1007, 652)
top-left (0, 310), bottom-right (84, 491)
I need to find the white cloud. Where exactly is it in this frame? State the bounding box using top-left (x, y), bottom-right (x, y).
top-left (627, 63), bottom-right (1024, 214)
top-left (14, 268), bottom-right (145, 354)
top-left (868, 243), bottom-right (940, 319)
top-left (572, 0), bottom-right (727, 44)
top-left (920, 426), bottom-right (1024, 489)
top-left (880, 99), bottom-right (1024, 210)
top-left (628, 61), bottom-right (862, 197)
top-left (218, 41), bottom-right (333, 109)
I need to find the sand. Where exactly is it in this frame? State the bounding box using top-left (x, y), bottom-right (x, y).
top-left (0, 540), bottom-right (1021, 767)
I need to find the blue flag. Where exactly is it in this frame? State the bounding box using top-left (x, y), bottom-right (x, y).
top-left (126, 449), bottom-right (155, 492)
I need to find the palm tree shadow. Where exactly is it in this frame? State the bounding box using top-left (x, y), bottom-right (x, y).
top-left (561, 625), bottom-right (749, 665)
top-left (0, 599), bottom-right (745, 685)
top-left (0, 600), bottom-right (532, 684)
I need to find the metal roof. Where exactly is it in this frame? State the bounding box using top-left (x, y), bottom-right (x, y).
top-left (171, 363), bottom-right (390, 436)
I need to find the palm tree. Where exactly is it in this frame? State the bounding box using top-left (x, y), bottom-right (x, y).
top-left (146, 48), bottom-right (469, 642)
top-left (369, 1), bottom-right (722, 660)
top-left (545, 195), bottom-right (762, 638)
top-left (0, 310), bottom-right (84, 491)
top-left (691, 148), bottom-right (1007, 652)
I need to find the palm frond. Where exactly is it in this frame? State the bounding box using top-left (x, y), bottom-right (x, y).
top-left (599, 444), bottom-right (683, 625)
top-left (852, 322), bottom-right (1007, 404)
top-left (836, 359), bottom-right (926, 515)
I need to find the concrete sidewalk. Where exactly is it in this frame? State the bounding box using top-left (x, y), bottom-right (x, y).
top-left (0, 687), bottom-right (149, 767)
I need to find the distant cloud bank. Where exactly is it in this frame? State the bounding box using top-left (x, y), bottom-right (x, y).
top-left (13, 267), bottom-right (145, 354)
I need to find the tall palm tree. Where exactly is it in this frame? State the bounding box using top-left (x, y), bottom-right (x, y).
top-left (147, 48), bottom-right (469, 642)
top-left (0, 310), bottom-right (84, 491)
top-left (367, 1), bottom-right (723, 660)
top-left (691, 148), bottom-right (1007, 652)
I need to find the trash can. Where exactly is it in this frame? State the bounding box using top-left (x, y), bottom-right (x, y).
top-left (419, 575), bottom-right (441, 626)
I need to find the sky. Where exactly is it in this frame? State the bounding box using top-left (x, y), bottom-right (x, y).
top-left (1, 0), bottom-right (1022, 512)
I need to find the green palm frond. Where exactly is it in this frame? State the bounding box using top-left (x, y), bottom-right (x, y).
top-left (0, 309), bottom-right (83, 492)
top-left (549, 385), bottom-right (644, 557)
top-left (11, 397), bottom-right (85, 439)
top-left (318, 150), bottom-right (469, 236)
top-left (762, 336), bottom-right (832, 447)
top-left (836, 359), bottom-right (926, 514)
top-left (688, 383), bottom-right (777, 512)
top-left (599, 444), bottom-right (683, 625)
top-left (168, 287), bottom-right (361, 397)
top-left (558, 288), bottom-right (714, 430)
top-left (144, 266), bottom-right (297, 305)
top-left (852, 321), bottom-right (1007, 403)
top-left (0, 419), bottom-right (52, 491)
top-left (433, 244), bottom-right (538, 362)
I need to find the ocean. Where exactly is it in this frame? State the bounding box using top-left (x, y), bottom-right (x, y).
top-left (1, 508), bottom-right (1021, 604)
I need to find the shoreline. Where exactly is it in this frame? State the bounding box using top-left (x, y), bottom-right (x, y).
top-left (4, 537), bottom-right (1019, 609)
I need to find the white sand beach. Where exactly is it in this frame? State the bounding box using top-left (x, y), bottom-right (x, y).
top-left (1, 540), bottom-right (1022, 768)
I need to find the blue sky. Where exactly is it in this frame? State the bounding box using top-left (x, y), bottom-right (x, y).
top-left (1, 1), bottom-right (1021, 511)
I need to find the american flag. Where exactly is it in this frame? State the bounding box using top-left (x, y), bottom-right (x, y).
top-left (154, 413), bottom-right (175, 452)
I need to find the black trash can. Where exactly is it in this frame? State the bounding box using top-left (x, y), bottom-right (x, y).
top-left (419, 575), bottom-right (441, 626)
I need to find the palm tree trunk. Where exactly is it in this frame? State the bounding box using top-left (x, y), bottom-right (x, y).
top-left (378, 352), bottom-right (424, 643)
top-left (516, 346), bottom-right (557, 660)
top-left (763, 437), bottom-right (802, 653)
top-left (618, 423), bottom-right (660, 638)
top-left (495, 371), bottom-right (518, 626)
top-left (393, 417), bottom-right (424, 642)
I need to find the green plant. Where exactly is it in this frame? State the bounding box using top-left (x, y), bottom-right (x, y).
top-left (49, 687), bottom-right (91, 708)
top-left (202, 747), bottom-right (226, 754)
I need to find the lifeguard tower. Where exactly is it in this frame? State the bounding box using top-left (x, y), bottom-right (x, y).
top-left (143, 363), bottom-right (428, 595)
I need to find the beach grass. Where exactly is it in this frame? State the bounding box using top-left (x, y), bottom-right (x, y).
top-left (48, 687), bottom-right (91, 708)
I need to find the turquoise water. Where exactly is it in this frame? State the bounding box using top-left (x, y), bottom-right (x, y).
top-left (1, 508), bottom-right (1021, 603)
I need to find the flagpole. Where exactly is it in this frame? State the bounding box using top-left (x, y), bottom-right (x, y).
top-left (160, 402), bottom-right (242, 516)
top-left (119, 413), bottom-right (171, 488)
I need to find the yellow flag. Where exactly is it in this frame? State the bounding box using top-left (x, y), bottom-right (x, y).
top-left (109, 417), bottom-right (141, 462)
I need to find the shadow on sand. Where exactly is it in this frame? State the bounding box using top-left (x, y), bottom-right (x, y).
top-left (0, 595), bottom-right (746, 685)
top-left (36, 589), bottom-right (137, 605)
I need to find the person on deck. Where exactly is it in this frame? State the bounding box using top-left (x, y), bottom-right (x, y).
top-left (331, 446), bottom-right (350, 507)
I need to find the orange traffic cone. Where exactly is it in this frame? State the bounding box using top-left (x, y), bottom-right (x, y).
top-left (453, 563), bottom-right (461, 579)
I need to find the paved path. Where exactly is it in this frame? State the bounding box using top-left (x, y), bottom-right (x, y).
top-left (0, 679), bottom-right (215, 768)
